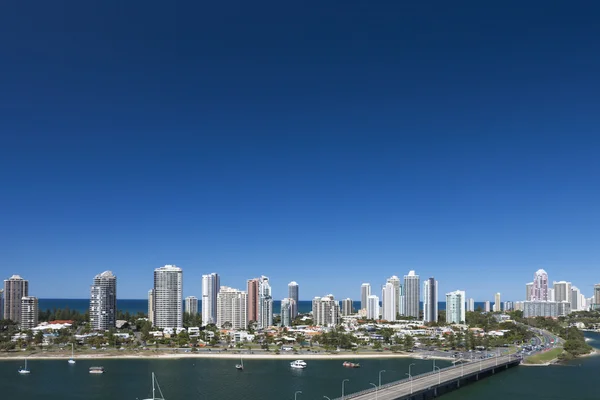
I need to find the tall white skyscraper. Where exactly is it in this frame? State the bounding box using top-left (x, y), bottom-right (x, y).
top-left (361, 283), bottom-right (371, 310)
top-left (493, 293), bottom-right (501, 312)
top-left (185, 296), bottom-right (199, 315)
top-left (532, 269), bottom-right (548, 301)
top-left (526, 282), bottom-right (534, 301)
top-left (288, 281), bottom-right (299, 318)
top-left (89, 271), bottom-right (117, 330)
top-left (258, 276), bottom-right (273, 329)
top-left (553, 281), bottom-right (572, 303)
top-left (341, 298), bottom-right (353, 316)
top-left (386, 276), bottom-right (401, 318)
top-left (484, 301), bottom-right (491, 312)
top-left (571, 286), bottom-right (582, 311)
top-left (467, 298), bottom-right (475, 312)
top-left (148, 289), bottom-right (154, 324)
top-left (0, 289), bottom-right (3, 320)
top-left (594, 284), bottom-right (600, 308)
top-left (312, 295), bottom-right (340, 326)
top-left (202, 273), bottom-right (220, 326)
top-left (548, 288), bottom-right (555, 302)
top-left (366, 295), bottom-right (379, 320)
top-left (154, 265), bottom-right (183, 329)
top-left (3, 275), bottom-right (28, 324)
top-left (20, 296), bottom-right (38, 330)
top-left (281, 298), bottom-right (296, 327)
top-left (216, 287), bottom-right (248, 330)
top-left (404, 270), bottom-right (420, 319)
top-left (423, 277), bottom-right (438, 323)
top-left (381, 282), bottom-right (396, 322)
top-left (446, 290), bottom-right (466, 324)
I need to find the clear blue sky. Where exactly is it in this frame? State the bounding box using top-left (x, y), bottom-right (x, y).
top-left (1, 1), bottom-right (599, 301)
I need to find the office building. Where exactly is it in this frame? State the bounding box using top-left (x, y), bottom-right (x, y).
top-left (381, 282), bottom-right (396, 322)
top-left (341, 298), bottom-right (353, 316)
top-left (484, 301), bottom-right (491, 312)
top-left (216, 287), bottom-right (247, 330)
top-left (423, 277), bottom-right (438, 323)
top-left (493, 293), bottom-right (501, 312)
top-left (202, 273), bottom-right (220, 326)
top-left (281, 298), bottom-right (296, 327)
top-left (148, 289), bottom-right (154, 324)
top-left (288, 281), bottom-right (299, 318)
top-left (548, 288), bottom-right (555, 302)
top-left (361, 283), bottom-right (371, 311)
top-left (258, 276), bottom-right (273, 329)
top-left (553, 281), bottom-right (572, 303)
top-left (3, 275), bottom-right (29, 324)
top-left (20, 296), bottom-right (38, 330)
top-left (467, 298), bottom-right (475, 312)
top-left (247, 278), bottom-right (259, 323)
top-left (154, 265), bottom-right (183, 329)
top-left (312, 295), bottom-right (340, 326)
top-left (404, 270), bottom-right (420, 318)
top-left (532, 269), bottom-right (549, 301)
top-left (446, 290), bottom-right (466, 324)
top-left (366, 295), bottom-right (379, 320)
top-left (526, 282), bottom-right (533, 301)
top-left (185, 296), bottom-right (199, 315)
top-left (386, 276), bottom-right (401, 318)
top-left (89, 271), bottom-right (117, 331)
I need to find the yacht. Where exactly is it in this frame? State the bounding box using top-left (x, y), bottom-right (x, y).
top-left (89, 366), bottom-right (105, 374)
top-left (68, 343), bottom-right (76, 364)
top-left (235, 357), bottom-right (244, 370)
top-left (18, 358), bottom-right (30, 374)
top-left (290, 360), bottom-right (307, 369)
top-left (142, 372), bottom-right (166, 400)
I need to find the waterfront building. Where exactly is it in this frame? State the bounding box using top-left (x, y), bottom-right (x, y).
top-left (423, 277), bottom-right (438, 323)
top-left (154, 265), bottom-right (183, 329)
top-left (288, 281), bottom-right (299, 318)
top-left (202, 273), bottom-right (220, 326)
top-left (493, 293), bottom-right (501, 312)
top-left (467, 298), bottom-right (475, 312)
top-left (258, 276), bottom-right (273, 329)
top-left (20, 296), bottom-right (38, 330)
top-left (548, 288), bottom-right (555, 302)
top-left (3, 275), bottom-right (29, 324)
top-left (386, 276), bottom-right (401, 317)
top-left (341, 298), bottom-right (353, 316)
top-left (571, 286), bottom-right (582, 311)
top-left (312, 294), bottom-right (340, 326)
top-left (247, 278), bottom-right (259, 323)
top-left (216, 287), bottom-right (247, 330)
top-left (360, 283), bottom-right (371, 311)
top-left (404, 270), bottom-right (420, 318)
top-left (366, 295), bottom-right (379, 320)
top-left (553, 281), bottom-right (572, 303)
top-left (526, 282), bottom-right (533, 301)
top-left (484, 301), bottom-right (491, 313)
top-left (148, 289), bottom-right (154, 324)
top-left (280, 298), bottom-right (295, 327)
top-left (0, 289), bottom-right (3, 320)
top-left (89, 271), bottom-right (117, 331)
top-left (446, 290), bottom-right (466, 324)
top-left (381, 282), bottom-right (397, 322)
top-left (185, 296), bottom-right (199, 315)
top-left (532, 269), bottom-right (549, 301)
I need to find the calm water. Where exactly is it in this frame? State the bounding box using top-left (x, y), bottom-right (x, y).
top-left (2, 333), bottom-right (599, 399)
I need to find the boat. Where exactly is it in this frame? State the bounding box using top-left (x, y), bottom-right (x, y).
top-left (18, 358), bottom-right (30, 374)
top-left (89, 366), bottom-right (105, 374)
top-left (342, 361), bottom-right (361, 368)
top-left (68, 343), bottom-right (76, 364)
top-left (290, 360), bottom-right (307, 369)
top-left (235, 357), bottom-right (244, 370)
top-left (142, 372), bottom-right (166, 399)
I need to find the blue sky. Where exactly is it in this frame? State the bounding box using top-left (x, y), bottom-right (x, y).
top-left (1, 1), bottom-right (599, 301)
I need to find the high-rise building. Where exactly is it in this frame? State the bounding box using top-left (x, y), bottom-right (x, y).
top-left (484, 301), bottom-right (491, 312)
top-left (386, 276), bottom-right (401, 318)
top-left (361, 283), bottom-right (371, 311)
top-left (366, 295), bottom-right (379, 320)
top-left (0, 289), bottom-right (3, 320)
top-left (553, 281), bottom-right (572, 303)
top-left (20, 296), bottom-right (38, 329)
top-left (258, 276), bottom-right (273, 329)
top-left (202, 273), bottom-right (220, 326)
top-left (548, 288), bottom-right (555, 302)
top-left (532, 269), bottom-right (549, 301)
top-left (504, 301), bottom-right (514, 311)
top-left (571, 287), bottom-right (582, 311)
top-left (281, 298), bottom-right (295, 327)
top-left (423, 277), bottom-right (438, 323)
top-left (154, 265), bottom-right (183, 329)
top-left (89, 271), bottom-right (117, 331)
top-left (446, 290), bottom-right (466, 324)
top-left (288, 281), bottom-right (299, 318)
top-left (398, 284), bottom-right (405, 316)
top-left (247, 278), bottom-right (259, 323)
top-left (148, 289), bottom-right (154, 325)
top-left (381, 282), bottom-right (396, 322)
top-left (312, 295), bottom-right (340, 326)
top-left (216, 287), bottom-right (247, 330)
top-left (185, 296), bottom-right (199, 315)
top-left (594, 284), bottom-right (600, 308)
top-left (524, 301), bottom-right (558, 318)
top-left (404, 270), bottom-right (420, 319)
top-left (526, 282), bottom-right (533, 301)
top-left (3, 275), bottom-right (29, 323)
top-left (467, 298), bottom-right (475, 312)
top-left (341, 298), bottom-right (353, 316)
top-left (493, 293), bottom-right (501, 312)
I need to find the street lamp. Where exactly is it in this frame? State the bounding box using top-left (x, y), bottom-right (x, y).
top-left (294, 391), bottom-right (302, 400)
top-left (433, 366), bottom-right (441, 385)
top-left (406, 363), bottom-right (415, 395)
top-left (378, 370), bottom-right (386, 389)
top-left (342, 379), bottom-right (349, 400)
top-left (432, 359), bottom-right (436, 371)
top-left (370, 383), bottom-right (378, 400)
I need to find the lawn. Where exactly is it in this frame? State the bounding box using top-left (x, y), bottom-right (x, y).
top-left (523, 347), bottom-right (563, 364)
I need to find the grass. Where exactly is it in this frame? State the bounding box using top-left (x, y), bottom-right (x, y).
top-left (523, 347), bottom-right (563, 364)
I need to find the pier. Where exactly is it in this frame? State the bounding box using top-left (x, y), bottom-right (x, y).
top-left (334, 354), bottom-right (520, 400)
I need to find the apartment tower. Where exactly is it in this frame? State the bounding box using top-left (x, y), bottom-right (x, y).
top-left (185, 296), bottom-right (199, 315)
top-left (446, 290), bottom-right (466, 324)
top-left (404, 270), bottom-right (420, 319)
top-left (381, 282), bottom-right (396, 322)
top-left (288, 281), bottom-right (299, 318)
top-left (20, 296), bottom-right (38, 330)
top-left (423, 277), bottom-right (438, 323)
top-left (3, 275), bottom-right (29, 324)
top-left (89, 271), bottom-right (117, 330)
top-left (154, 265), bottom-right (183, 329)
top-left (216, 287), bottom-right (248, 330)
top-left (360, 283), bottom-right (371, 311)
top-left (201, 273), bottom-right (220, 326)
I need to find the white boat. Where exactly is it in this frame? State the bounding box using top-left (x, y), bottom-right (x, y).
top-left (68, 343), bottom-right (76, 364)
top-left (290, 360), bottom-right (307, 369)
top-left (89, 366), bottom-right (104, 374)
top-left (18, 358), bottom-right (30, 374)
top-left (142, 372), bottom-right (166, 400)
top-left (235, 357), bottom-right (244, 370)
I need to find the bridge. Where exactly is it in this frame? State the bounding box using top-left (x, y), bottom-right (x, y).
top-left (334, 354), bottom-right (520, 400)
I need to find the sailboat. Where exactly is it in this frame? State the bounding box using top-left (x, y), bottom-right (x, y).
top-left (235, 357), bottom-right (244, 370)
top-left (142, 372), bottom-right (166, 400)
top-left (18, 358), bottom-right (30, 374)
top-left (68, 343), bottom-right (76, 364)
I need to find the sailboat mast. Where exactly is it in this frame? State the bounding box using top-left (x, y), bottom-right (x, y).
top-left (152, 372), bottom-right (156, 399)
